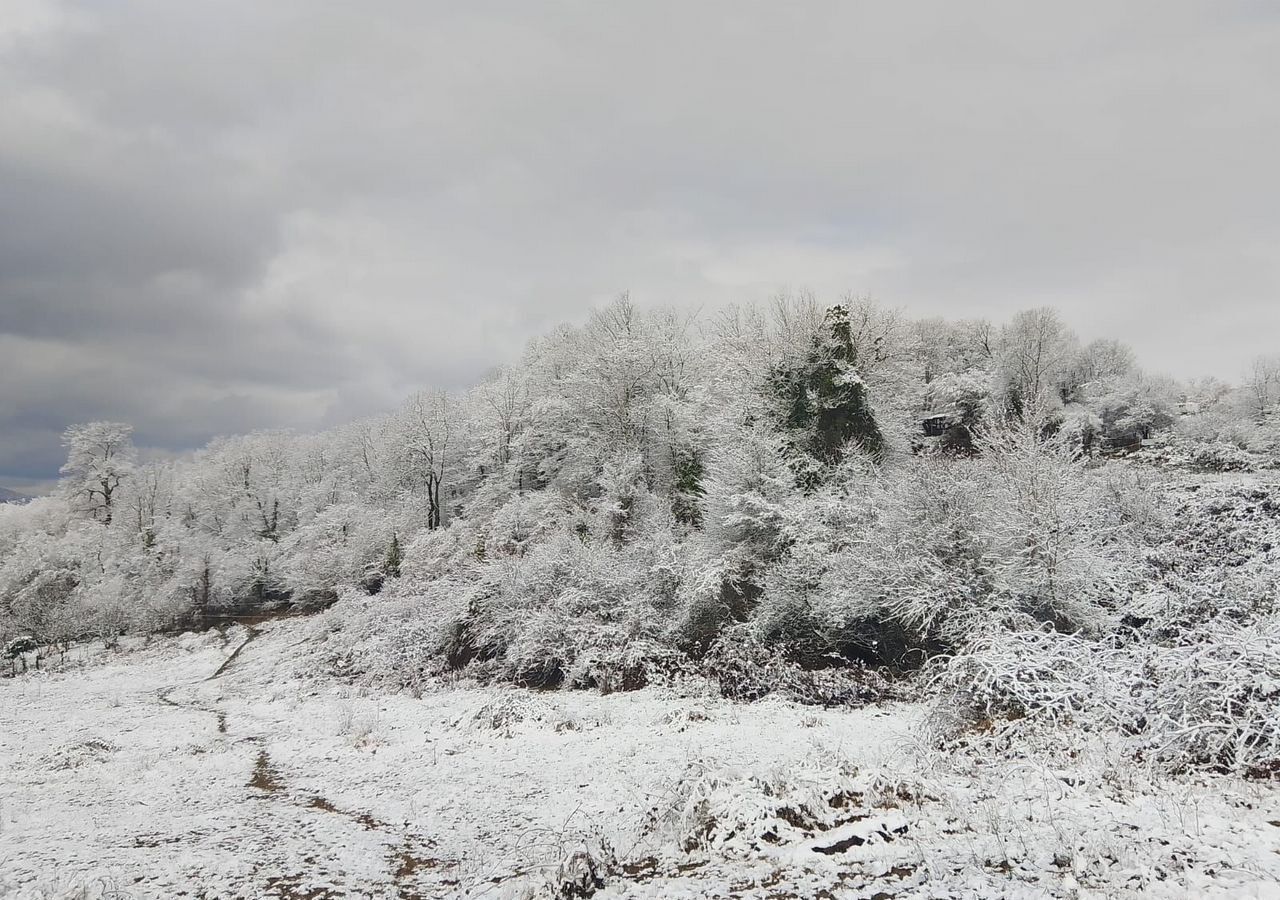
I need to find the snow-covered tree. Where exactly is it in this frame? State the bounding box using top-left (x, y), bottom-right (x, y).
top-left (767, 303), bottom-right (886, 476)
top-left (390, 390), bottom-right (455, 530)
top-left (994, 308), bottom-right (1080, 421)
top-left (60, 422), bottom-right (137, 524)
top-left (1244, 353), bottom-right (1280, 422)
top-left (0, 298), bottom-right (1212, 695)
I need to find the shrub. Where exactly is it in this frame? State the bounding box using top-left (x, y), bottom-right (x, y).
top-left (1134, 616), bottom-right (1280, 776)
top-left (1190, 442), bottom-right (1258, 472)
top-left (702, 625), bottom-right (897, 707)
top-left (925, 616), bottom-right (1280, 778)
top-left (645, 753), bottom-right (865, 855)
top-left (923, 628), bottom-right (1134, 743)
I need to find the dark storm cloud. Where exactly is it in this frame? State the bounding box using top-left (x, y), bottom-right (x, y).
top-left (3, 0), bottom-right (1280, 487)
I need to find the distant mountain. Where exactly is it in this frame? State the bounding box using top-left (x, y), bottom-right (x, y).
top-left (0, 487), bottom-right (31, 504)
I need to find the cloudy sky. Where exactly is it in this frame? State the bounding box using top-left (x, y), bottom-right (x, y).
top-left (2, 1), bottom-right (1278, 491)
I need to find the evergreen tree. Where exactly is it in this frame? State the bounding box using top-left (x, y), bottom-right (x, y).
top-left (384, 532), bottom-right (402, 579)
top-left (768, 304), bottom-right (885, 483)
top-left (670, 445), bottom-right (705, 527)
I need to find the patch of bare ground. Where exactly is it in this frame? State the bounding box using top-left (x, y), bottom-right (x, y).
top-left (249, 749), bottom-right (286, 792)
top-left (393, 839), bottom-right (456, 899)
top-left (618, 855), bottom-right (659, 882)
top-left (263, 873), bottom-right (340, 899)
top-left (305, 794), bottom-right (386, 830)
top-left (208, 625), bottom-right (261, 679)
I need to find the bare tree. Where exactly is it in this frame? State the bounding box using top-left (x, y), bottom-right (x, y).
top-left (128, 463), bottom-right (172, 549)
top-left (997, 308), bottom-right (1080, 419)
top-left (60, 422), bottom-right (137, 524)
top-left (841, 295), bottom-right (915, 387)
top-left (404, 390), bottom-right (453, 529)
top-left (1074, 338), bottom-right (1136, 386)
top-left (1244, 354), bottom-right (1280, 422)
top-left (480, 368), bottom-right (528, 468)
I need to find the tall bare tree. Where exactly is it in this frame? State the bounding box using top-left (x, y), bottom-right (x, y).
top-left (60, 422), bottom-right (137, 525)
top-left (403, 390), bottom-right (453, 530)
top-left (1245, 354), bottom-right (1280, 422)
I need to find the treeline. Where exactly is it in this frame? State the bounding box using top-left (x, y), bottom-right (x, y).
top-left (2, 296), bottom-right (1278, 673)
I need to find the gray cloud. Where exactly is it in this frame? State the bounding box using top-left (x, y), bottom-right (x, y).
top-left (3, 0), bottom-right (1280, 484)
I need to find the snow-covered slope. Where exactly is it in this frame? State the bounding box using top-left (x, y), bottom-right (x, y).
top-left (3, 616), bottom-right (1278, 899)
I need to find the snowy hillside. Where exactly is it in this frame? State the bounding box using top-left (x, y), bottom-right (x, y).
top-left (2, 608), bottom-right (1278, 899)
top-left (6, 2), bottom-right (1280, 896)
top-left (3, 300), bottom-right (1280, 898)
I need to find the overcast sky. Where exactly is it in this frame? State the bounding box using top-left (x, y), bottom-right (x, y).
top-left (2, 1), bottom-right (1278, 490)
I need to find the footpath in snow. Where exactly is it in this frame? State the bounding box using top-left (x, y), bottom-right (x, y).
top-left (2, 617), bottom-right (1278, 899)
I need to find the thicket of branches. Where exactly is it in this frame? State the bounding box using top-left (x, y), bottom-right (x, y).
top-left (3, 296), bottom-right (1279, 772)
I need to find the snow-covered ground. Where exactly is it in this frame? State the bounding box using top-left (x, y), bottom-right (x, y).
top-left (2, 617), bottom-right (1279, 899)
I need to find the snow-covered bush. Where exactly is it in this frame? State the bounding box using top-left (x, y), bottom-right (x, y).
top-left (700, 625), bottom-right (897, 707)
top-left (1139, 412), bottom-right (1278, 473)
top-left (1134, 616), bottom-right (1280, 777)
top-left (481, 492), bottom-right (579, 560)
top-left (925, 616), bottom-right (1280, 778)
top-left (645, 753), bottom-right (864, 855)
top-left (697, 424), bottom-right (797, 565)
top-left (1091, 463), bottom-right (1170, 543)
top-left (785, 422), bottom-right (1142, 666)
top-left (1188, 441), bottom-right (1260, 472)
top-left (393, 516), bottom-right (695, 690)
top-left (308, 586), bottom-right (462, 691)
top-left (922, 369), bottom-right (990, 427)
top-left (923, 628), bottom-right (1135, 743)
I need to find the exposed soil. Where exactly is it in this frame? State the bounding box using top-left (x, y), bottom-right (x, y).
top-left (208, 625), bottom-right (262, 679)
top-left (249, 749), bottom-right (285, 792)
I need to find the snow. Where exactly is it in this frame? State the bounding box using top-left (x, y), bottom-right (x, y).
top-left (0, 619), bottom-right (908, 898)
top-left (3, 617), bottom-right (1279, 899)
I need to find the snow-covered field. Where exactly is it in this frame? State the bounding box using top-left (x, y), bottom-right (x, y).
top-left (3, 617), bottom-right (1279, 899)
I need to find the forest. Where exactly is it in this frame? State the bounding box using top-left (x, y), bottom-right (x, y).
top-left (7, 294), bottom-right (1280, 749)
top-left (3, 296), bottom-right (1280, 897)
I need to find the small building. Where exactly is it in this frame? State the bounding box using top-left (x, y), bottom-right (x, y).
top-left (922, 411), bottom-right (961, 438)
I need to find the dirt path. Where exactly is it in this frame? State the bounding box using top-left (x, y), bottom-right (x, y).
top-left (154, 624), bottom-right (258, 734)
top-left (246, 743), bottom-right (449, 899)
top-left (207, 624), bottom-right (261, 679)
top-left (150, 623), bottom-right (453, 898)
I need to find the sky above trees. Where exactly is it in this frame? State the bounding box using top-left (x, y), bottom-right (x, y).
top-left (2, 0), bottom-right (1279, 488)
